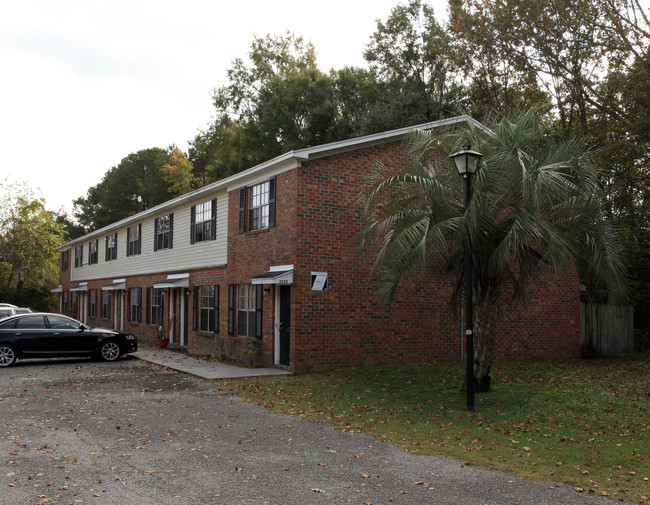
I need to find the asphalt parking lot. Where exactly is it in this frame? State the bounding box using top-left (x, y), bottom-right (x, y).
top-left (1, 357), bottom-right (621, 505)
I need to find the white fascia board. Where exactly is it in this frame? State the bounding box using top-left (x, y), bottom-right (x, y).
top-left (225, 156), bottom-right (304, 191)
top-left (293, 115), bottom-right (481, 161)
top-left (60, 115), bottom-right (487, 250)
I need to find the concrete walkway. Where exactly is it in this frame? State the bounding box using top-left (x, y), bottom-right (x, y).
top-left (132, 346), bottom-right (292, 380)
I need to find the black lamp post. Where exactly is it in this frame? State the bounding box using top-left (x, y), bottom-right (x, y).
top-left (449, 144), bottom-right (483, 412)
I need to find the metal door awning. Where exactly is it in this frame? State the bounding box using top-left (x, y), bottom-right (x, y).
top-left (251, 265), bottom-right (294, 285)
top-left (153, 273), bottom-right (190, 289)
top-left (102, 279), bottom-right (126, 291)
top-left (51, 285), bottom-right (63, 293)
top-left (70, 282), bottom-right (88, 292)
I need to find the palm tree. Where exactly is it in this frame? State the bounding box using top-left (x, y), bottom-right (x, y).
top-left (357, 109), bottom-right (627, 392)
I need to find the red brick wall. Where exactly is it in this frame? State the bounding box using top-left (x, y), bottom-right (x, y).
top-left (56, 140), bottom-right (580, 370)
top-left (288, 142), bottom-right (580, 370)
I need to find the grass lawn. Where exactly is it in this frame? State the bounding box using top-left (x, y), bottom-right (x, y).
top-left (220, 356), bottom-right (649, 503)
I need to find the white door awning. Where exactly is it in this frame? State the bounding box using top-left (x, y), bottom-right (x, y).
top-left (153, 273), bottom-right (190, 289)
top-left (102, 279), bottom-right (126, 291)
top-left (51, 285), bottom-right (63, 293)
top-left (251, 265), bottom-right (294, 285)
top-left (70, 282), bottom-right (88, 292)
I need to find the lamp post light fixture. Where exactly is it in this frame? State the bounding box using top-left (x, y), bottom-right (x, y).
top-left (449, 144), bottom-right (483, 412)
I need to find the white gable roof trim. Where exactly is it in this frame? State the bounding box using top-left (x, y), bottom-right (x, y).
top-left (60, 115), bottom-right (485, 249)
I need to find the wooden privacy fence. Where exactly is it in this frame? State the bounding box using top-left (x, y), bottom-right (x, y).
top-left (580, 303), bottom-right (634, 358)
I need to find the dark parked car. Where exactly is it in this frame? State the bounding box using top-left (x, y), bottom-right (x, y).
top-left (0, 313), bottom-right (137, 367)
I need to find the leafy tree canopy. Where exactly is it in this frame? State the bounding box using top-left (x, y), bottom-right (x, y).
top-left (73, 147), bottom-right (184, 231)
top-left (0, 181), bottom-right (63, 309)
top-left (363, 0), bottom-right (462, 127)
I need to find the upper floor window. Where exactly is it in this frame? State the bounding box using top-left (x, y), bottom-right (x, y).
top-left (190, 199), bottom-right (217, 244)
top-left (249, 181), bottom-right (269, 231)
top-left (88, 240), bottom-right (98, 265)
top-left (238, 177), bottom-right (276, 233)
top-left (74, 245), bottom-right (83, 268)
top-left (127, 224), bottom-right (141, 256)
top-left (61, 250), bottom-right (69, 271)
top-left (105, 233), bottom-right (117, 261)
top-left (154, 214), bottom-right (173, 251)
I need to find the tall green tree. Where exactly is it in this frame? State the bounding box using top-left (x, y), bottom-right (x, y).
top-left (73, 147), bottom-right (178, 231)
top-left (162, 146), bottom-right (195, 196)
top-left (210, 32), bottom-right (345, 166)
top-left (357, 109), bottom-right (627, 391)
top-left (189, 114), bottom-right (248, 185)
top-left (0, 182), bottom-right (63, 308)
top-left (590, 48), bottom-right (650, 339)
top-left (363, 0), bottom-right (462, 130)
top-left (448, 0), bottom-right (646, 133)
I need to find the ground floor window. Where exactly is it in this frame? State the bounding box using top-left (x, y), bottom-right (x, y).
top-left (195, 285), bottom-right (217, 333)
top-left (151, 287), bottom-right (163, 326)
top-left (130, 288), bottom-right (142, 323)
top-left (237, 284), bottom-right (257, 337)
top-left (101, 291), bottom-right (111, 319)
top-left (90, 289), bottom-right (97, 318)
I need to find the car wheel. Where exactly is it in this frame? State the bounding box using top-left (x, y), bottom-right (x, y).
top-left (99, 341), bottom-right (121, 362)
top-left (0, 344), bottom-right (16, 367)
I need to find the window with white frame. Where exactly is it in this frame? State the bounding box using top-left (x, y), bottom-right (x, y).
top-left (197, 285), bottom-right (218, 332)
top-left (74, 245), bottom-right (83, 268)
top-left (89, 240), bottom-right (98, 265)
top-left (127, 224), bottom-right (141, 256)
top-left (248, 181), bottom-right (270, 231)
top-left (154, 214), bottom-right (173, 251)
top-left (105, 233), bottom-right (117, 261)
top-left (151, 288), bottom-right (163, 325)
top-left (129, 287), bottom-right (142, 323)
top-left (237, 284), bottom-right (256, 337)
top-left (239, 177), bottom-right (276, 234)
top-left (90, 289), bottom-right (97, 318)
top-left (101, 291), bottom-right (111, 319)
top-left (191, 200), bottom-right (216, 243)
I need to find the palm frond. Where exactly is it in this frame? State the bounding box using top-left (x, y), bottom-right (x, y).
top-left (356, 108), bottom-right (627, 307)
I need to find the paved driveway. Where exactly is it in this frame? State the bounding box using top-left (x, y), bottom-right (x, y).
top-left (0, 357), bottom-right (620, 505)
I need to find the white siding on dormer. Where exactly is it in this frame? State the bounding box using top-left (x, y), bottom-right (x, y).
top-left (70, 192), bottom-right (228, 282)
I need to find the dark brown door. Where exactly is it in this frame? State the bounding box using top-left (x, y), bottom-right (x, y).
top-left (279, 286), bottom-right (291, 366)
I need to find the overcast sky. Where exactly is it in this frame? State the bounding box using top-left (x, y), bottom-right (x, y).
top-left (0, 0), bottom-right (448, 216)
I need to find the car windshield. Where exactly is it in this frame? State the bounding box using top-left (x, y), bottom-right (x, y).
top-left (47, 315), bottom-right (83, 330)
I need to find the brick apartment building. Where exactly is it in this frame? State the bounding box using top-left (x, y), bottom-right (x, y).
top-left (54, 116), bottom-right (580, 371)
